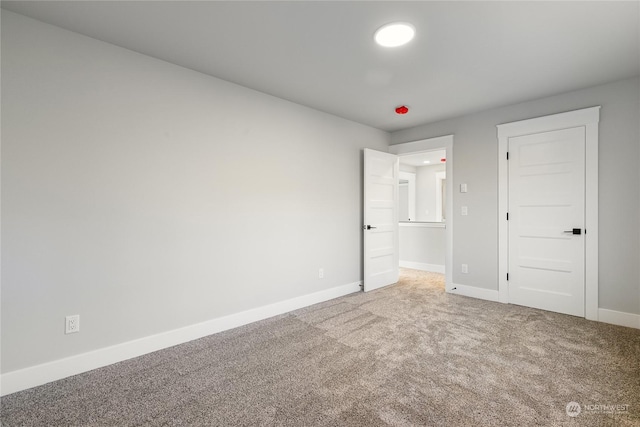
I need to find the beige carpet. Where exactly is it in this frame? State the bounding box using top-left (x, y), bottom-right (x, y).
top-left (2, 269), bottom-right (639, 426)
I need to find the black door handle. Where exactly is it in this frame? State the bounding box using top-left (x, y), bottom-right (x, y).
top-left (363, 225), bottom-right (377, 230)
top-left (563, 228), bottom-right (582, 235)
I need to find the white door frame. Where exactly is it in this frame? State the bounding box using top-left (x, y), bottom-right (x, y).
top-left (389, 135), bottom-right (454, 291)
top-left (497, 107), bottom-right (600, 320)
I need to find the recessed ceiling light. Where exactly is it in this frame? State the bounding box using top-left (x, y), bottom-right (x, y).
top-left (374, 22), bottom-right (415, 47)
top-left (423, 160), bottom-right (431, 164)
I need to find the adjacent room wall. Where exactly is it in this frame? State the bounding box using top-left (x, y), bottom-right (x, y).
top-left (415, 163), bottom-right (445, 222)
top-left (399, 164), bottom-right (417, 174)
top-left (399, 225), bottom-right (445, 272)
top-left (391, 76), bottom-right (640, 316)
top-left (1, 11), bottom-right (389, 374)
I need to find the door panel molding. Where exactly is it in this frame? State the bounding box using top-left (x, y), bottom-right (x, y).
top-left (363, 148), bottom-right (399, 292)
top-left (497, 106), bottom-right (600, 320)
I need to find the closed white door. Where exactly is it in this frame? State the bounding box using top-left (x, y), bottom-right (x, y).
top-left (508, 127), bottom-right (585, 316)
top-left (363, 149), bottom-right (399, 292)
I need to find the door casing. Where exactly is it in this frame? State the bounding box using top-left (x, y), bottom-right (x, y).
top-left (497, 106), bottom-right (600, 320)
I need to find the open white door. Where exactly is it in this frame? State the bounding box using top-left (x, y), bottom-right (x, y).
top-left (363, 148), bottom-right (399, 292)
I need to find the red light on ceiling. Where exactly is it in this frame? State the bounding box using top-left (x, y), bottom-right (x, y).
top-left (395, 105), bottom-right (409, 115)
top-left (440, 158), bottom-right (446, 163)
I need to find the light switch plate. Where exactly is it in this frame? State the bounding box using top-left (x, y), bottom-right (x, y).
top-left (460, 183), bottom-right (468, 193)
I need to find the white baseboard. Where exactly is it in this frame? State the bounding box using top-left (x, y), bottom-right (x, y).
top-left (598, 308), bottom-right (640, 329)
top-left (399, 261), bottom-right (445, 274)
top-left (0, 281), bottom-right (362, 397)
top-left (447, 283), bottom-right (500, 302)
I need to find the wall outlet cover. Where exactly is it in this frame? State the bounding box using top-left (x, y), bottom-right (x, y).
top-left (65, 315), bottom-right (80, 334)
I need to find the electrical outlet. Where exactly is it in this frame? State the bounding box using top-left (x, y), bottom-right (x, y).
top-left (65, 315), bottom-right (80, 334)
top-left (461, 264), bottom-right (469, 274)
top-left (461, 206), bottom-right (468, 216)
top-left (319, 268), bottom-right (324, 279)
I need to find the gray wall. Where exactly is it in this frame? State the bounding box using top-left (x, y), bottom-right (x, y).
top-left (392, 76), bottom-right (640, 315)
top-left (399, 184), bottom-right (410, 222)
top-left (1, 12), bottom-right (389, 373)
top-left (399, 226), bottom-right (445, 267)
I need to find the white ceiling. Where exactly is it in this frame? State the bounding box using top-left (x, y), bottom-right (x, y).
top-left (399, 150), bottom-right (447, 168)
top-left (2, 1), bottom-right (639, 132)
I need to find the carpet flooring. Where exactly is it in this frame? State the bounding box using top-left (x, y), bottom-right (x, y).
top-left (1, 269), bottom-right (639, 426)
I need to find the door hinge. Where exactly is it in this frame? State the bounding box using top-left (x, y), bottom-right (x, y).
top-left (506, 273), bottom-right (509, 281)
top-left (506, 152), bottom-right (509, 160)
top-left (506, 212), bottom-right (509, 220)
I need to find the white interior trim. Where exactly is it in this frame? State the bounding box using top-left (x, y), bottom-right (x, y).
top-left (399, 261), bottom-right (445, 274)
top-left (449, 283), bottom-right (500, 303)
top-left (0, 281), bottom-right (361, 396)
top-left (399, 222), bottom-right (445, 228)
top-left (390, 135), bottom-right (454, 292)
top-left (598, 308), bottom-right (640, 329)
top-left (497, 106), bottom-right (600, 319)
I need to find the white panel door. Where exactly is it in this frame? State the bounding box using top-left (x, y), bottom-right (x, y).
top-left (363, 148), bottom-right (399, 292)
top-left (508, 127), bottom-right (585, 316)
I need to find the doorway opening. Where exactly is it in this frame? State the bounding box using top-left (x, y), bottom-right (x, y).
top-left (398, 150), bottom-right (447, 275)
top-left (389, 135), bottom-right (454, 291)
